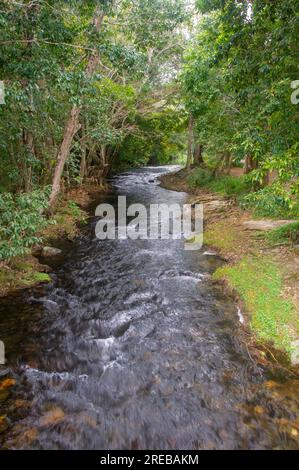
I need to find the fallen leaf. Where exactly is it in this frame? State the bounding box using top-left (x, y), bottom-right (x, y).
top-left (39, 407), bottom-right (65, 427)
top-left (265, 380), bottom-right (277, 390)
top-left (0, 378), bottom-right (16, 390)
top-left (254, 405), bottom-right (264, 415)
top-left (14, 399), bottom-right (30, 409)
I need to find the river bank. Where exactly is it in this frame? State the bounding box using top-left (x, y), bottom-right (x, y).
top-left (0, 184), bottom-right (110, 298)
top-left (160, 168), bottom-right (299, 367)
top-left (1, 166), bottom-right (299, 449)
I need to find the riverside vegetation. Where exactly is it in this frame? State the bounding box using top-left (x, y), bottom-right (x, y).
top-left (0, 1), bottom-right (299, 361)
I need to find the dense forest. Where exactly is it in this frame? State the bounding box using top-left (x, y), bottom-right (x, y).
top-left (0, 0), bottom-right (298, 260)
top-left (0, 0), bottom-right (189, 259)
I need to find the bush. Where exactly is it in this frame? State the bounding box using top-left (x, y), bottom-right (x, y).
top-left (265, 222), bottom-right (299, 246)
top-left (187, 168), bottom-right (250, 197)
top-left (0, 189), bottom-right (50, 260)
top-left (187, 168), bottom-right (213, 188)
top-left (208, 174), bottom-right (250, 197)
top-left (241, 184), bottom-right (299, 218)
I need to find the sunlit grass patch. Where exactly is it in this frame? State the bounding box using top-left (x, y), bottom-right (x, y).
top-left (214, 255), bottom-right (299, 355)
top-left (204, 221), bottom-right (241, 251)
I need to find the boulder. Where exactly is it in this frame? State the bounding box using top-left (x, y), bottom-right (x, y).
top-left (243, 220), bottom-right (298, 231)
top-left (41, 246), bottom-right (63, 257)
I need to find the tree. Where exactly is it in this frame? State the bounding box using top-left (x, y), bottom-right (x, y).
top-left (48, 9), bottom-right (105, 211)
top-left (181, 0), bottom-right (299, 203)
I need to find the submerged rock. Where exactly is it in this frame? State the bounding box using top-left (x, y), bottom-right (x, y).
top-left (0, 368), bottom-right (11, 379)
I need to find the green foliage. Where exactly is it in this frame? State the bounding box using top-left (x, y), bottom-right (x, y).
top-left (182, 0), bottom-right (299, 209)
top-left (187, 168), bottom-right (250, 197)
top-left (214, 256), bottom-right (298, 354)
top-left (67, 201), bottom-right (87, 224)
top-left (0, 189), bottom-right (50, 260)
top-left (31, 272), bottom-right (51, 283)
top-left (241, 184), bottom-right (299, 218)
top-left (118, 95), bottom-right (187, 167)
top-left (265, 222), bottom-right (299, 247)
top-left (0, 0), bottom-right (189, 193)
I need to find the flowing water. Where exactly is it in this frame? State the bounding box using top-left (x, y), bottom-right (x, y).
top-left (0, 166), bottom-right (298, 450)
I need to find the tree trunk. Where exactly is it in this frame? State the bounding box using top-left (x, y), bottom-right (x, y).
top-left (80, 147), bottom-right (87, 182)
top-left (223, 151), bottom-right (232, 174)
top-left (22, 128), bottom-right (35, 192)
top-left (186, 115), bottom-right (194, 170)
top-left (48, 106), bottom-right (81, 208)
top-left (262, 170), bottom-right (270, 187)
top-left (244, 154), bottom-right (257, 174)
top-left (48, 10), bottom-right (105, 211)
top-left (193, 143), bottom-right (203, 166)
top-left (79, 119), bottom-right (88, 182)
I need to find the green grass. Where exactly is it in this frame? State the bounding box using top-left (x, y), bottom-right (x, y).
top-left (32, 272), bottom-right (51, 283)
top-left (264, 222), bottom-right (299, 247)
top-left (187, 168), bottom-right (250, 197)
top-left (214, 255), bottom-right (298, 355)
top-left (204, 221), bottom-right (240, 251)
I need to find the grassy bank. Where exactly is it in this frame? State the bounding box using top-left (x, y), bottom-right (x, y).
top-left (160, 168), bottom-right (299, 364)
top-left (214, 256), bottom-right (298, 354)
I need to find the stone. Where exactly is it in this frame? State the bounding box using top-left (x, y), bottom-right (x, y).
top-left (243, 220), bottom-right (297, 231)
top-left (0, 368), bottom-right (10, 379)
top-left (0, 415), bottom-right (9, 434)
top-left (38, 263), bottom-right (52, 273)
top-left (290, 340), bottom-right (299, 365)
top-left (205, 200), bottom-right (229, 210)
top-left (41, 246), bottom-right (63, 257)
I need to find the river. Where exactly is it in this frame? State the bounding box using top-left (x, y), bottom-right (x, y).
top-left (0, 166), bottom-right (298, 449)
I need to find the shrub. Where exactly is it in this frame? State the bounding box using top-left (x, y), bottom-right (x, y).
top-left (207, 174), bottom-right (250, 197)
top-left (241, 183), bottom-right (299, 218)
top-left (187, 168), bottom-right (213, 188)
top-left (0, 189), bottom-right (50, 260)
top-left (187, 168), bottom-right (250, 197)
top-left (265, 222), bottom-right (299, 246)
